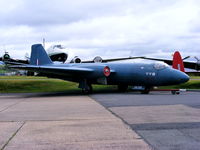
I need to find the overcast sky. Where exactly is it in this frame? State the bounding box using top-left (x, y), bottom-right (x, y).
top-left (0, 0), bottom-right (200, 60)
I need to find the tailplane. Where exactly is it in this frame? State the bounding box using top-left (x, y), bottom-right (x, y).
top-left (172, 51), bottom-right (185, 72)
top-left (30, 44), bottom-right (53, 65)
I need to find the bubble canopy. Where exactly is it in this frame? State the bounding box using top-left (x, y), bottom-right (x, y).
top-left (153, 62), bottom-right (169, 70)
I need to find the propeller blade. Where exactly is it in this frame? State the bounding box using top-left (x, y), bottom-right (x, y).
top-left (194, 56), bottom-right (200, 61)
top-left (182, 56), bottom-right (190, 60)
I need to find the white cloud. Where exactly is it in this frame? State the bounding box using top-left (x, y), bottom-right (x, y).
top-left (0, 0), bottom-right (200, 61)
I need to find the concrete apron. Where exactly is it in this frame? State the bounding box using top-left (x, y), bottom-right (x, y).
top-left (0, 95), bottom-right (151, 150)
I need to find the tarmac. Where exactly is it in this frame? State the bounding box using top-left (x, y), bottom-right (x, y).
top-left (0, 91), bottom-right (200, 150)
top-left (0, 93), bottom-right (150, 150)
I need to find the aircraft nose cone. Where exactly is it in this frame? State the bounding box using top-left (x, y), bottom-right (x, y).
top-left (158, 68), bottom-right (189, 86)
top-left (178, 72), bottom-right (190, 83)
top-left (172, 69), bottom-right (189, 84)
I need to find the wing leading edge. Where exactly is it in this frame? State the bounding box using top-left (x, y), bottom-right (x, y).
top-left (82, 56), bottom-right (145, 63)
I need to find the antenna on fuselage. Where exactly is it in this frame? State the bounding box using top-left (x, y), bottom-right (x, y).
top-left (43, 38), bottom-right (45, 49)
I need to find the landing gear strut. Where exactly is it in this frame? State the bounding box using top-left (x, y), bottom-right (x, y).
top-left (81, 84), bottom-right (93, 94)
top-left (141, 87), bottom-right (151, 94)
top-left (171, 90), bottom-right (180, 95)
top-left (118, 85), bottom-right (128, 92)
top-left (79, 80), bottom-right (93, 94)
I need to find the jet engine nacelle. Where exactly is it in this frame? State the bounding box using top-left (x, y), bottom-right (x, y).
top-left (93, 56), bottom-right (103, 63)
top-left (70, 56), bottom-right (81, 63)
top-left (2, 52), bottom-right (10, 61)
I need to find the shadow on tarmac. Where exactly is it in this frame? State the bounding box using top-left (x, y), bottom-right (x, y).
top-left (1, 89), bottom-right (178, 99)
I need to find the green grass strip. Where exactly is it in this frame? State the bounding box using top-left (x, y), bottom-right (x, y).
top-left (0, 76), bottom-right (200, 93)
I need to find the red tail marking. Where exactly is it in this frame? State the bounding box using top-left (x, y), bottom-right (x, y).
top-left (172, 51), bottom-right (185, 72)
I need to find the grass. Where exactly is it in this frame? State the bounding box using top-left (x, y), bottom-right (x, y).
top-left (0, 65), bottom-right (12, 74)
top-left (0, 76), bottom-right (200, 93)
top-left (190, 76), bottom-right (200, 79)
top-left (0, 76), bottom-right (47, 79)
top-left (0, 76), bottom-right (117, 93)
top-left (0, 68), bottom-right (7, 74)
top-left (0, 79), bottom-right (76, 93)
top-left (159, 80), bottom-right (200, 90)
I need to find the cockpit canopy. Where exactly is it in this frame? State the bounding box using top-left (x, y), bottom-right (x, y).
top-left (153, 62), bottom-right (169, 70)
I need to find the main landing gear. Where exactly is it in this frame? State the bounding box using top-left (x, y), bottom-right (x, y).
top-left (118, 85), bottom-right (128, 92)
top-left (141, 87), bottom-right (151, 94)
top-left (79, 80), bottom-right (93, 94)
top-left (81, 84), bottom-right (93, 94)
top-left (171, 90), bottom-right (180, 95)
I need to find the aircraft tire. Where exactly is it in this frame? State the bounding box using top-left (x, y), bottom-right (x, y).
top-left (141, 87), bottom-right (150, 94)
top-left (171, 90), bottom-right (180, 95)
top-left (82, 84), bottom-right (93, 94)
top-left (27, 71), bottom-right (34, 76)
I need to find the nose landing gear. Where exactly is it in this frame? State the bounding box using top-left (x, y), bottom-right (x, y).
top-left (171, 90), bottom-right (180, 95)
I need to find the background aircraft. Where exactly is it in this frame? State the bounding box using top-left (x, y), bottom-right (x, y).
top-left (0, 44), bottom-right (144, 65)
top-left (142, 52), bottom-right (200, 71)
top-left (0, 45), bottom-right (68, 64)
top-left (47, 45), bottom-right (68, 63)
top-left (10, 44), bottom-right (189, 94)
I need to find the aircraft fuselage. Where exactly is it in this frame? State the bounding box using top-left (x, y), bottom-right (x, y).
top-left (38, 62), bottom-right (189, 87)
top-left (11, 44), bottom-right (189, 94)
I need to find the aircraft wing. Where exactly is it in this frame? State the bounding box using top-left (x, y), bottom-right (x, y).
top-left (9, 59), bottom-right (29, 64)
top-left (3, 60), bottom-right (29, 65)
top-left (182, 61), bottom-right (198, 70)
top-left (10, 65), bottom-right (93, 76)
top-left (0, 57), bottom-right (29, 65)
top-left (142, 57), bottom-right (198, 70)
top-left (82, 56), bottom-right (145, 63)
top-left (142, 57), bottom-right (173, 65)
top-left (3, 56), bottom-right (145, 64)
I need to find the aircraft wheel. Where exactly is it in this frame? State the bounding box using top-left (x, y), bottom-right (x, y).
top-left (171, 91), bottom-right (176, 95)
top-left (141, 87), bottom-right (150, 94)
top-left (118, 85), bottom-right (128, 92)
top-left (82, 84), bottom-right (93, 94)
top-left (171, 90), bottom-right (180, 95)
top-left (27, 71), bottom-right (34, 76)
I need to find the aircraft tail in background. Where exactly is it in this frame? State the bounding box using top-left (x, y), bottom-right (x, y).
top-left (30, 44), bottom-right (53, 65)
top-left (172, 51), bottom-right (185, 72)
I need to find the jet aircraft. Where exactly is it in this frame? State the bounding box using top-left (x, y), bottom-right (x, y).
top-left (0, 45), bottom-right (68, 64)
top-left (10, 44), bottom-right (189, 94)
top-left (142, 52), bottom-right (200, 71)
top-left (0, 45), bottom-right (144, 65)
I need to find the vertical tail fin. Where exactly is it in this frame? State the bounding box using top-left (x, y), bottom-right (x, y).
top-left (30, 44), bottom-right (53, 65)
top-left (172, 51), bottom-right (185, 72)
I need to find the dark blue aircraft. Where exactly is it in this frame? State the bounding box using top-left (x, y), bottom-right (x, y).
top-left (11, 44), bottom-right (189, 94)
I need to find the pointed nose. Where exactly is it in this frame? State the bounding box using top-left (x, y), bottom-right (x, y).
top-left (158, 68), bottom-right (190, 85)
top-left (171, 69), bottom-right (189, 84)
top-left (178, 71), bottom-right (190, 83)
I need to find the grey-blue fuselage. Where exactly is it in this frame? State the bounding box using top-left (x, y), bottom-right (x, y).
top-left (11, 44), bottom-right (189, 91)
top-left (39, 62), bottom-right (189, 87)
